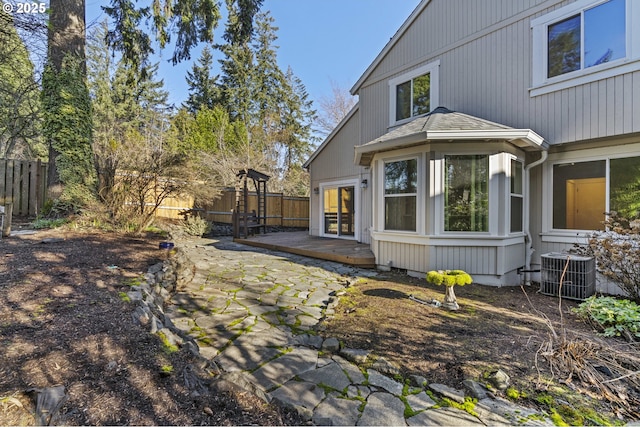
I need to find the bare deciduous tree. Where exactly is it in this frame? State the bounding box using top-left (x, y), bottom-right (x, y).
top-left (314, 79), bottom-right (357, 138)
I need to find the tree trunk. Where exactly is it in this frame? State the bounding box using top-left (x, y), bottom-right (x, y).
top-left (48, 0), bottom-right (86, 73)
top-left (46, 0), bottom-right (87, 197)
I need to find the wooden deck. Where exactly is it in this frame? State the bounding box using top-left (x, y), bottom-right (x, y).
top-left (234, 231), bottom-right (376, 268)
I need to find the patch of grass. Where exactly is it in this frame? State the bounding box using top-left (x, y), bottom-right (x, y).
top-left (118, 292), bottom-right (131, 303)
top-left (144, 224), bottom-right (168, 237)
top-left (157, 331), bottom-right (179, 354)
top-left (442, 396), bottom-right (478, 417)
top-left (506, 387), bottom-right (527, 400)
top-left (124, 276), bottom-right (144, 287)
top-left (549, 408), bottom-right (569, 427)
top-left (31, 217), bottom-right (69, 229)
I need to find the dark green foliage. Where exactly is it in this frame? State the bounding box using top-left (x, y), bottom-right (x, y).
top-left (573, 296), bottom-right (640, 340)
top-left (184, 46), bottom-right (221, 113)
top-left (104, 0), bottom-right (262, 74)
top-left (0, 9), bottom-right (45, 159)
top-left (41, 54), bottom-right (96, 213)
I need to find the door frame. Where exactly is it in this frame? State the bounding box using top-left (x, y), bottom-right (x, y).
top-left (319, 179), bottom-right (360, 241)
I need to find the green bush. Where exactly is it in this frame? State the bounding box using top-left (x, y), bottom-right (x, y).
top-left (573, 296), bottom-right (640, 340)
top-left (183, 214), bottom-right (211, 237)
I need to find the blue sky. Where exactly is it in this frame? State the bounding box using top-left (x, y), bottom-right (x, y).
top-left (85, 0), bottom-right (420, 107)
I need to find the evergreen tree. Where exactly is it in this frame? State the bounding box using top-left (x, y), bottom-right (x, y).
top-left (184, 46), bottom-right (221, 114)
top-left (104, 0), bottom-right (263, 76)
top-left (88, 21), bottom-right (171, 204)
top-left (278, 67), bottom-right (316, 171)
top-left (0, 8), bottom-right (44, 159)
top-left (218, 0), bottom-right (255, 126)
top-left (216, 8), bottom-right (316, 194)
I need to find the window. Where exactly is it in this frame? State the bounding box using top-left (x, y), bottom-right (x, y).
top-left (547, 0), bottom-right (625, 78)
top-left (553, 161), bottom-right (606, 230)
top-left (531, 0), bottom-right (640, 95)
top-left (384, 159), bottom-right (417, 231)
top-left (610, 156), bottom-right (640, 220)
top-left (389, 61), bottom-right (439, 125)
top-left (552, 156), bottom-right (640, 231)
top-left (395, 73), bottom-right (430, 121)
top-left (444, 155), bottom-right (489, 232)
top-left (511, 159), bottom-right (523, 233)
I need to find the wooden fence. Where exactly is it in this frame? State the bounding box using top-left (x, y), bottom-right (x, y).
top-left (0, 159), bottom-right (310, 228)
top-left (0, 159), bottom-right (48, 217)
top-left (155, 189), bottom-right (310, 228)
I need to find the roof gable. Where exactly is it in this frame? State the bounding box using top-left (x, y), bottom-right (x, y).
top-left (303, 103), bottom-right (359, 169)
top-left (351, 0), bottom-right (431, 94)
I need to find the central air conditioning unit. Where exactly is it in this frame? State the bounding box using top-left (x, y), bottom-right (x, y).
top-left (540, 252), bottom-right (596, 300)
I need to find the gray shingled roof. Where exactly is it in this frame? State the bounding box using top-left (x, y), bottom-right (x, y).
top-left (354, 107), bottom-right (546, 166)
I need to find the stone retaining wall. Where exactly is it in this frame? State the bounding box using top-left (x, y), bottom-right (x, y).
top-left (128, 246), bottom-right (200, 356)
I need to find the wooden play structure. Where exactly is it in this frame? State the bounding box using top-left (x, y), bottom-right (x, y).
top-left (232, 169), bottom-right (270, 238)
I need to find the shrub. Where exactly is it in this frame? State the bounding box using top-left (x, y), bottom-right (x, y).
top-left (573, 296), bottom-right (640, 341)
top-left (183, 214), bottom-right (211, 237)
top-left (572, 213), bottom-right (640, 302)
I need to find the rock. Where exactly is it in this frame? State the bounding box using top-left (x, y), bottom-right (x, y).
top-left (132, 306), bottom-right (150, 326)
top-left (148, 263), bottom-right (163, 274)
top-left (410, 374), bottom-right (428, 388)
top-left (340, 348), bottom-right (370, 364)
top-left (406, 391), bottom-right (437, 412)
top-left (429, 383), bottom-right (466, 403)
top-left (487, 369), bottom-right (510, 390)
top-left (321, 337), bottom-right (340, 353)
top-left (463, 379), bottom-right (488, 400)
top-left (371, 356), bottom-right (400, 376)
top-left (366, 369), bottom-right (403, 395)
top-left (357, 392), bottom-right (406, 426)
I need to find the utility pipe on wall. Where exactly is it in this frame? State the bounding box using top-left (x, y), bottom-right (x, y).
top-left (523, 150), bottom-right (548, 286)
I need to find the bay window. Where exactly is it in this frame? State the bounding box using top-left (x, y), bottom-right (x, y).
top-left (444, 155), bottom-right (489, 232)
top-left (511, 159), bottom-right (524, 233)
top-left (384, 159), bottom-right (417, 231)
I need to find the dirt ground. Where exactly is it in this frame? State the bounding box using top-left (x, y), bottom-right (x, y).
top-left (323, 271), bottom-right (640, 424)
top-left (0, 224), bottom-right (303, 426)
top-left (1, 224), bottom-right (639, 425)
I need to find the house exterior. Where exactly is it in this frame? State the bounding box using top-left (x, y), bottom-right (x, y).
top-left (304, 0), bottom-right (640, 286)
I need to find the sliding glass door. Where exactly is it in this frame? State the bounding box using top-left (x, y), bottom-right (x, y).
top-left (323, 186), bottom-right (355, 237)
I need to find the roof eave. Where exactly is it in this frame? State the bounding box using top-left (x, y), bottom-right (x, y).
top-left (303, 103), bottom-right (360, 169)
top-left (426, 129), bottom-right (548, 150)
top-left (354, 132), bottom-right (427, 166)
top-left (353, 129), bottom-right (547, 167)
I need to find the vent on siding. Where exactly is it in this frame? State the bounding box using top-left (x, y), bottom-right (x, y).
top-left (540, 252), bottom-right (596, 301)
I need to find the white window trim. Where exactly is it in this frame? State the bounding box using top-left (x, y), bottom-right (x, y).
top-left (510, 158), bottom-right (524, 235)
top-left (541, 144), bottom-right (640, 243)
top-left (388, 60), bottom-right (440, 127)
top-left (437, 152), bottom-right (496, 236)
top-left (318, 179), bottom-right (360, 241)
top-left (530, 0), bottom-right (640, 97)
top-left (375, 152), bottom-right (423, 235)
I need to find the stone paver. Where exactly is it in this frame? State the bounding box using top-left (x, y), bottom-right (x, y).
top-left (166, 235), bottom-right (556, 426)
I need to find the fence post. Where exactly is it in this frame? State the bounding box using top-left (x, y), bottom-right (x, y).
top-left (2, 201), bottom-right (12, 237)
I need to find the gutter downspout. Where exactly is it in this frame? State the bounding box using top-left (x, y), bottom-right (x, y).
top-left (524, 150), bottom-right (548, 286)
